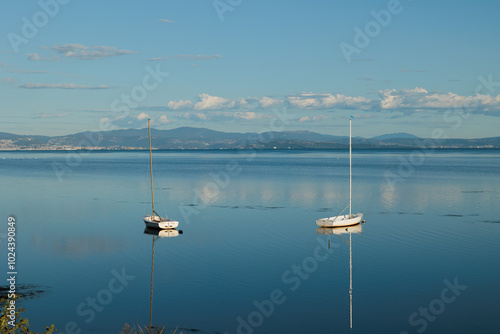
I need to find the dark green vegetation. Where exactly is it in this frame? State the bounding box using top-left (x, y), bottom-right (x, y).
top-left (0, 296), bottom-right (55, 334)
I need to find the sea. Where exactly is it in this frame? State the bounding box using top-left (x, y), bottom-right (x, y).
top-left (1, 149), bottom-right (499, 334)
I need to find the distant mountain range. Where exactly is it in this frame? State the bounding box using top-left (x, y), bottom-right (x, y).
top-left (371, 132), bottom-right (420, 140)
top-left (0, 127), bottom-right (499, 150)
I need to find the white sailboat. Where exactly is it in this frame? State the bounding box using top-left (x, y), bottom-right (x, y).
top-left (143, 119), bottom-right (179, 229)
top-left (316, 117), bottom-right (363, 227)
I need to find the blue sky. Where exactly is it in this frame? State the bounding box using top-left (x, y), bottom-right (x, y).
top-left (1, 0), bottom-right (499, 138)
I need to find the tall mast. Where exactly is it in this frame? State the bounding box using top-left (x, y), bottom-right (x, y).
top-left (148, 119), bottom-right (155, 217)
top-left (349, 117), bottom-right (352, 216)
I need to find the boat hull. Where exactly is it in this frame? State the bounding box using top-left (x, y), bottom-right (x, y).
top-left (316, 213), bottom-right (363, 227)
top-left (144, 226), bottom-right (180, 237)
top-left (316, 223), bottom-right (363, 235)
top-left (143, 215), bottom-right (179, 229)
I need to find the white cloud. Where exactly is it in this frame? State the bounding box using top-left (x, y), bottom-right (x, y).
top-left (178, 112), bottom-right (208, 121)
top-left (377, 87), bottom-right (500, 116)
top-left (161, 88), bottom-right (500, 118)
top-left (158, 115), bottom-right (170, 123)
top-left (167, 95), bottom-right (282, 112)
top-left (233, 111), bottom-right (259, 120)
top-left (196, 113), bottom-right (208, 120)
top-left (41, 44), bottom-right (136, 60)
top-left (159, 19), bottom-right (175, 23)
top-left (193, 93), bottom-right (248, 110)
top-left (179, 112), bottom-right (208, 121)
top-left (100, 117), bottom-right (113, 124)
top-left (194, 94), bottom-right (227, 110)
top-left (100, 113), bottom-right (150, 129)
top-left (167, 93), bottom-right (370, 113)
top-left (167, 99), bottom-right (193, 110)
top-left (381, 88), bottom-right (475, 109)
top-left (137, 112), bottom-right (149, 120)
top-left (27, 53), bottom-right (41, 61)
top-left (259, 96), bottom-right (282, 108)
top-left (298, 115), bottom-right (328, 123)
top-left (286, 93), bottom-right (372, 110)
top-left (27, 53), bottom-right (58, 62)
top-left (20, 83), bottom-right (113, 89)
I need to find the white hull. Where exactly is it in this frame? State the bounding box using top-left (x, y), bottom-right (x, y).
top-left (144, 227), bottom-right (180, 237)
top-left (316, 213), bottom-right (363, 227)
top-left (143, 215), bottom-right (179, 229)
top-left (316, 223), bottom-right (363, 235)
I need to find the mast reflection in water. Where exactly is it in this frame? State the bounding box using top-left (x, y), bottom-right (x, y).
top-left (144, 227), bottom-right (183, 330)
top-left (317, 223), bottom-right (363, 331)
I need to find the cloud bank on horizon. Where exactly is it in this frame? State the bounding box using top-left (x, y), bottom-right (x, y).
top-left (97, 87), bottom-right (500, 132)
top-left (162, 89), bottom-right (500, 115)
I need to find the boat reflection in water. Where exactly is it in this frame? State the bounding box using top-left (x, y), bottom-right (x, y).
top-left (316, 223), bottom-right (362, 331)
top-left (143, 227), bottom-right (183, 330)
top-left (144, 227), bottom-right (183, 238)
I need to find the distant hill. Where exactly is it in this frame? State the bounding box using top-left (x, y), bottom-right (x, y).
top-left (372, 133), bottom-right (420, 140)
top-left (0, 128), bottom-right (499, 150)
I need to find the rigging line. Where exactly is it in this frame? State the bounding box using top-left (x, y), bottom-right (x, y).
top-left (332, 202), bottom-right (351, 221)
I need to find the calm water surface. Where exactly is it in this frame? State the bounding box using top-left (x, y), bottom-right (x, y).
top-left (1, 150), bottom-right (499, 333)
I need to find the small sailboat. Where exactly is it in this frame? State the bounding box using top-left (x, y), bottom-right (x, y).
top-left (316, 117), bottom-right (363, 227)
top-left (143, 119), bottom-right (179, 229)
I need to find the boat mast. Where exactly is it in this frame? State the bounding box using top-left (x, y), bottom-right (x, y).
top-left (148, 119), bottom-right (155, 218)
top-left (349, 117), bottom-right (352, 217)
